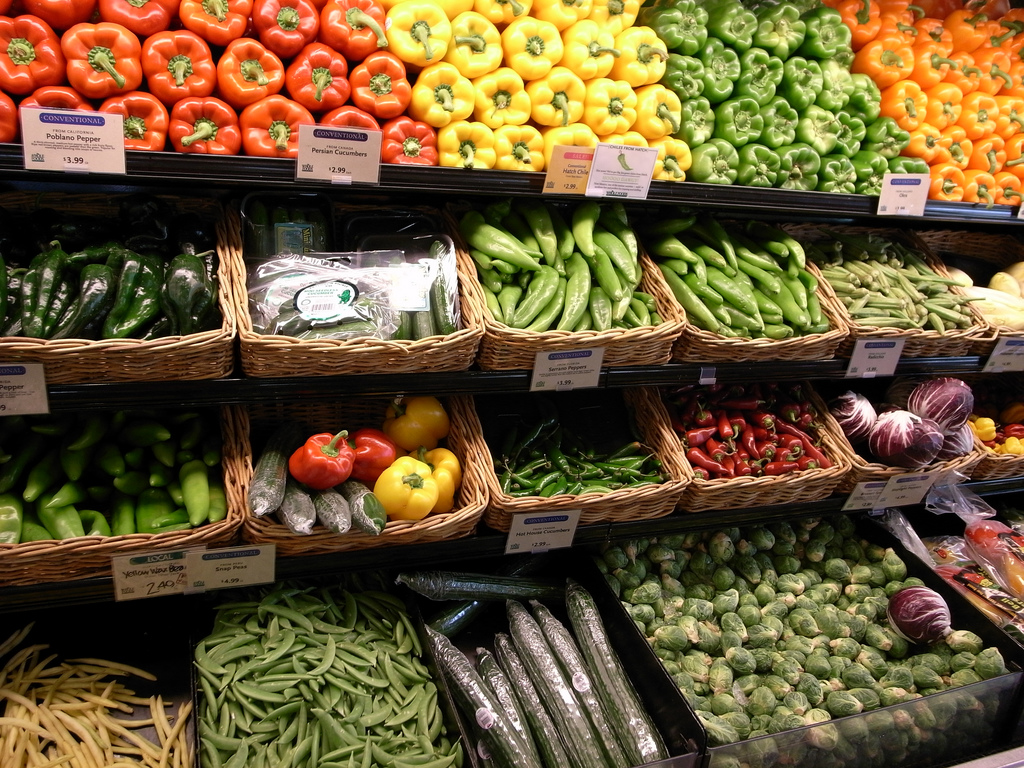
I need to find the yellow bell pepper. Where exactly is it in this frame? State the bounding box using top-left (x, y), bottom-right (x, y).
top-left (1001, 402), bottom-right (1024, 425)
top-left (970, 417), bottom-right (997, 442)
top-left (501, 17), bottom-right (563, 81)
top-left (472, 66), bottom-right (531, 127)
top-left (650, 136), bottom-right (691, 181)
top-left (413, 446), bottom-right (462, 513)
top-left (533, 0), bottom-right (592, 30)
top-left (374, 456), bottom-right (439, 521)
top-left (385, 0), bottom-right (453, 70)
top-left (526, 66), bottom-right (585, 127)
top-left (582, 77), bottom-right (636, 136)
top-left (383, 394), bottom-right (450, 451)
top-left (409, 62), bottom-right (475, 127)
top-left (633, 83), bottom-right (681, 139)
top-left (601, 130), bottom-right (647, 146)
top-left (541, 122), bottom-right (597, 165)
top-left (438, 120), bottom-right (497, 167)
top-left (610, 25), bottom-right (668, 88)
top-left (586, 0), bottom-right (639, 36)
top-left (559, 20), bottom-right (619, 81)
top-left (474, 0), bottom-right (532, 26)
top-left (443, 11), bottom-right (503, 78)
top-left (493, 123), bottom-right (545, 170)
top-left (1000, 436), bottom-right (1024, 455)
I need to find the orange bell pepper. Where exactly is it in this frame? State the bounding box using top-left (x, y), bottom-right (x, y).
top-left (284, 41), bottom-right (351, 113)
top-left (98, 0), bottom-right (178, 37)
top-left (239, 93), bottom-right (314, 157)
top-left (993, 169), bottom-right (1022, 203)
top-left (946, 50), bottom-right (983, 95)
top-left (350, 50), bottom-right (411, 119)
top-left (168, 95), bottom-right (242, 154)
top-left (906, 122), bottom-right (944, 162)
top-left (61, 22), bottom-right (142, 100)
top-left (930, 162), bottom-right (965, 200)
top-left (913, 16), bottom-right (953, 53)
top-left (910, 41), bottom-right (957, 88)
top-left (852, 34), bottom-right (915, 87)
top-left (944, 10), bottom-right (991, 53)
top-left (320, 104), bottom-right (379, 128)
top-left (958, 89), bottom-right (1000, 139)
top-left (837, 0), bottom-right (882, 51)
top-left (216, 37), bottom-right (285, 109)
top-left (940, 123), bottom-right (972, 168)
top-left (179, 0), bottom-right (253, 47)
top-left (880, 79), bottom-right (927, 130)
top-left (969, 133), bottom-right (1006, 173)
top-left (0, 92), bottom-right (15, 143)
top-left (100, 90), bottom-right (168, 151)
top-left (972, 43), bottom-right (1013, 95)
top-left (319, 0), bottom-right (388, 62)
top-left (915, 0), bottom-right (960, 20)
top-left (1003, 58), bottom-right (1024, 98)
top-left (1002, 132), bottom-right (1024, 180)
top-left (963, 167), bottom-right (998, 204)
top-left (21, 84), bottom-right (94, 110)
top-left (0, 15), bottom-right (66, 96)
top-left (924, 81), bottom-right (963, 129)
top-left (141, 30), bottom-right (217, 107)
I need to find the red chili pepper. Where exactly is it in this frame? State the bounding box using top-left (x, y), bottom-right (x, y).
top-left (779, 402), bottom-right (801, 424)
top-left (751, 410), bottom-right (775, 430)
top-left (752, 426), bottom-right (770, 441)
top-left (740, 425), bottom-right (757, 458)
top-left (288, 430), bottom-right (356, 489)
top-left (756, 441), bottom-right (776, 460)
top-left (721, 455), bottom-right (735, 475)
top-left (1004, 423), bottom-right (1024, 438)
top-left (778, 433), bottom-right (802, 450)
top-left (693, 404), bottom-right (714, 428)
top-left (797, 456), bottom-right (820, 471)
top-left (717, 410), bottom-right (734, 439)
top-left (763, 460), bottom-right (800, 475)
top-left (733, 459), bottom-right (754, 477)
top-left (692, 467), bottom-right (710, 480)
top-left (705, 436), bottom-right (732, 462)
top-left (686, 447), bottom-right (731, 478)
top-left (715, 398), bottom-right (762, 410)
top-left (728, 410), bottom-right (746, 433)
top-left (685, 426), bottom-right (718, 447)
top-left (776, 421), bottom-right (833, 468)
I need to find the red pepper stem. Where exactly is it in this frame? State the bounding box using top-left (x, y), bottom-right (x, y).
top-left (320, 430), bottom-right (350, 457)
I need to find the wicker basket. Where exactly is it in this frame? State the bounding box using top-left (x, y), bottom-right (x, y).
top-left (230, 202), bottom-right (484, 377)
top-left (240, 396), bottom-right (487, 555)
top-left (447, 206), bottom-right (685, 370)
top-left (675, 385), bottom-right (852, 512)
top-left (471, 387), bottom-right (691, 532)
top-left (958, 374), bottom-right (1024, 481)
top-left (0, 191), bottom-right (236, 383)
top-left (833, 432), bottom-right (987, 493)
top-left (0, 406), bottom-right (246, 586)
top-left (784, 224), bottom-right (991, 358)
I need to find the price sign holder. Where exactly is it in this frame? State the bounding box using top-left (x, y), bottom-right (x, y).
top-left (542, 145), bottom-right (594, 194)
top-left (876, 173), bottom-right (929, 217)
top-left (186, 545), bottom-right (276, 592)
top-left (845, 338), bottom-right (905, 378)
top-left (112, 548), bottom-right (199, 601)
top-left (505, 510), bottom-right (581, 554)
top-left (983, 338), bottom-right (1024, 372)
top-left (296, 125), bottom-right (382, 184)
top-left (872, 472), bottom-right (941, 508)
top-left (584, 143), bottom-right (659, 199)
top-left (842, 481), bottom-right (888, 511)
top-left (530, 347), bottom-right (604, 392)
top-left (0, 363), bottom-right (48, 415)
top-left (21, 108), bottom-right (125, 175)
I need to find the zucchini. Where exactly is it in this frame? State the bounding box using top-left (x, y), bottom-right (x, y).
top-left (506, 600), bottom-right (606, 768)
top-left (426, 626), bottom-right (542, 768)
top-left (276, 478), bottom-right (316, 535)
top-left (530, 600), bottom-right (631, 768)
top-left (492, 632), bottom-right (571, 768)
top-left (339, 479), bottom-right (386, 535)
top-left (247, 427), bottom-right (298, 517)
top-left (476, 647), bottom-right (540, 765)
top-left (312, 488), bottom-right (351, 535)
top-left (396, 571), bottom-right (565, 602)
top-left (565, 579), bottom-right (668, 765)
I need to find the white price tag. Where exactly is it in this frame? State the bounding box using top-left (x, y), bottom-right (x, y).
top-left (112, 549), bottom-right (197, 601)
top-left (21, 108), bottom-right (125, 174)
top-left (876, 173), bottom-right (929, 217)
top-left (873, 472), bottom-right (939, 508)
top-left (845, 338), bottom-right (905, 378)
top-left (585, 143), bottom-right (659, 199)
top-left (505, 510), bottom-right (581, 554)
top-left (842, 481), bottom-right (888, 511)
top-left (296, 125), bottom-right (382, 184)
top-left (530, 347), bottom-right (604, 392)
top-left (542, 145), bottom-right (593, 194)
top-left (1017, 202), bottom-right (1024, 220)
top-left (186, 545), bottom-right (276, 592)
top-left (0, 364), bottom-right (48, 415)
top-left (983, 337), bottom-right (1024, 372)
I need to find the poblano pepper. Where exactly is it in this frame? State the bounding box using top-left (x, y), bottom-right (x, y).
top-left (817, 154), bottom-right (858, 193)
top-left (736, 143), bottom-right (781, 186)
top-left (662, 53), bottom-right (705, 101)
top-left (780, 57), bottom-right (822, 111)
top-left (50, 264), bottom-right (116, 340)
top-left (21, 240), bottom-right (68, 339)
top-left (698, 38), bottom-right (740, 103)
top-left (713, 97), bottom-right (764, 146)
top-left (760, 96), bottom-right (798, 147)
top-left (679, 96), bottom-right (715, 146)
top-left (688, 138), bottom-right (740, 184)
top-left (103, 252), bottom-right (165, 339)
top-left (753, 4), bottom-right (806, 59)
top-left (639, 1), bottom-right (708, 56)
top-left (777, 142), bottom-right (821, 190)
top-left (160, 250), bottom-right (217, 335)
top-left (735, 46), bottom-right (784, 106)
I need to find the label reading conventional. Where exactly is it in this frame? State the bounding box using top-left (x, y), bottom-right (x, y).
top-left (877, 173), bottom-right (929, 217)
top-left (505, 510), bottom-right (582, 554)
top-left (531, 347), bottom-right (604, 391)
top-left (112, 549), bottom-right (197, 601)
top-left (186, 545), bottom-right (276, 592)
top-left (983, 337), bottom-right (1024, 372)
top-left (845, 338), bottom-right (905, 378)
top-left (543, 145), bottom-right (594, 194)
top-left (297, 124), bottom-right (382, 184)
top-left (0, 364), bottom-right (48, 415)
top-left (21, 108), bottom-right (125, 175)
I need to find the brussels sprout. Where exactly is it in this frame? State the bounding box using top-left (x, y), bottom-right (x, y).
top-left (709, 531), bottom-right (737, 564)
top-left (877, 664), bottom-right (913, 690)
top-left (603, 546), bottom-right (630, 570)
top-left (628, 603), bottom-right (656, 625)
top-left (681, 654), bottom-right (710, 683)
top-left (683, 597), bottom-right (715, 622)
top-left (775, 574), bottom-right (806, 597)
top-left (604, 573), bottom-right (622, 597)
top-left (734, 673), bottom-right (761, 696)
top-left (680, 687), bottom-right (705, 710)
top-left (829, 657), bottom-right (853, 679)
top-left (768, 712), bottom-right (806, 733)
top-left (772, 659), bottom-right (801, 687)
top-left (796, 673), bottom-right (825, 707)
top-left (660, 573), bottom-right (684, 597)
top-left (696, 621), bottom-right (723, 654)
top-left (753, 582), bottom-right (776, 608)
top-left (677, 614), bottom-right (702, 645)
top-left (888, 631), bottom-right (909, 659)
top-left (781, 690), bottom-right (811, 716)
top-left (773, 555), bottom-right (802, 575)
top-left (975, 647), bottom-right (1008, 679)
top-left (829, 637), bottom-right (861, 659)
top-left (719, 711), bottom-right (752, 741)
top-left (660, 559), bottom-right (684, 580)
top-left (663, 659), bottom-right (681, 675)
top-left (629, 580), bottom-right (662, 605)
top-left (687, 583), bottom-right (716, 601)
top-left (749, 526), bottom-right (776, 551)
top-left (877, 549), bottom-right (906, 580)
top-left (878, 687), bottom-right (913, 707)
top-left (786, 608), bottom-right (821, 639)
top-left (654, 647), bottom-right (678, 662)
top-left (732, 554), bottom-right (762, 586)
top-left (738, 604), bottom-right (763, 628)
top-left (793, 595), bottom-right (820, 615)
top-left (950, 669), bottom-right (983, 687)
top-left (946, 630), bottom-right (985, 655)
top-left (713, 566), bottom-right (737, 592)
top-left (840, 662), bottom-right (876, 690)
top-left (761, 601), bottom-right (790, 621)
top-left (746, 685), bottom-right (779, 717)
top-left (842, 539), bottom-right (865, 563)
top-left (804, 539), bottom-right (827, 563)
top-left (773, 540), bottom-right (796, 557)
top-left (680, 571), bottom-right (704, 588)
top-left (769, 522), bottom-right (797, 544)
top-left (733, 577), bottom-right (753, 597)
top-left (688, 550), bottom-right (714, 577)
top-left (763, 674), bottom-right (792, 699)
top-left (801, 649), bottom-right (831, 680)
top-left (671, 669), bottom-right (695, 690)
top-left (912, 665), bottom-right (944, 690)
top-left (698, 711), bottom-right (740, 746)
top-left (847, 687), bottom-right (880, 711)
top-left (833, 515), bottom-right (856, 538)
top-left (620, 574), bottom-right (644, 595)
top-left (852, 600), bottom-right (881, 623)
top-left (862, 624), bottom-right (893, 652)
top-left (721, 630), bottom-right (744, 653)
top-left (823, 558), bottom-right (852, 582)
top-left (646, 543), bottom-right (675, 564)
top-left (912, 653), bottom-right (951, 676)
top-left (825, 691), bottom-right (864, 718)
top-left (903, 576), bottom-right (926, 588)
top-left (950, 651), bottom-right (977, 673)
top-left (849, 565), bottom-right (873, 585)
top-left (856, 647), bottom-right (888, 680)
top-left (711, 691), bottom-right (743, 716)
top-left (845, 614), bottom-right (869, 643)
top-left (752, 647), bottom-right (775, 674)
top-left (749, 714), bottom-right (774, 733)
top-left (654, 624), bottom-right (692, 653)
top-left (782, 635), bottom-right (814, 656)
top-left (713, 589), bottom-right (741, 616)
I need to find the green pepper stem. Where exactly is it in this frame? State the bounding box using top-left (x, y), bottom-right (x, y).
top-left (312, 67), bottom-right (332, 101)
top-left (455, 33), bottom-right (486, 52)
top-left (182, 117), bottom-right (218, 146)
top-left (347, 7), bottom-right (387, 46)
top-left (7, 38), bottom-right (35, 67)
top-left (269, 119), bottom-right (291, 151)
top-left (319, 431), bottom-right (350, 458)
top-left (402, 473), bottom-right (426, 488)
top-left (88, 45), bottom-right (126, 89)
top-left (411, 19), bottom-right (434, 60)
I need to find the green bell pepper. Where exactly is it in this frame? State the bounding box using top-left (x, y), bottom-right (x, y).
top-left (781, 57), bottom-right (823, 111)
top-left (679, 97), bottom-right (716, 146)
top-left (688, 138), bottom-right (740, 184)
top-left (847, 73), bottom-right (881, 123)
top-left (753, 4), bottom-right (806, 59)
top-left (777, 142), bottom-right (821, 190)
top-left (796, 104), bottom-right (839, 155)
top-left (737, 143), bottom-right (781, 187)
top-left (698, 38), bottom-right (740, 103)
top-left (760, 95), bottom-right (798, 148)
top-left (662, 54), bottom-right (705, 101)
top-left (817, 59), bottom-right (855, 112)
top-left (798, 7), bottom-right (852, 59)
top-left (863, 116), bottom-right (910, 159)
top-left (735, 46), bottom-right (784, 106)
top-left (852, 149), bottom-right (890, 196)
top-left (817, 154), bottom-right (858, 193)
top-left (888, 156), bottom-right (929, 174)
top-left (705, 0), bottom-right (757, 52)
top-left (834, 111), bottom-right (867, 157)
top-left (639, 2), bottom-right (708, 56)
top-left (714, 97), bottom-right (764, 146)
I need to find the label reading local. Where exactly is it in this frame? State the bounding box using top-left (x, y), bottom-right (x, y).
top-left (983, 337), bottom-right (1024, 372)
top-left (505, 510), bottom-right (582, 554)
top-left (585, 143), bottom-right (659, 199)
top-left (842, 481), bottom-right (888, 511)
top-left (0, 363), bottom-right (48, 415)
top-left (877, 173), bottom-right (930, 217)
top-left (296, 124), bottom-right (382, 184)
top-left (543, 145), bottom-right (594, 194)
top-left (187, 545), bottom-right (276, 592)
top-left (873, 472), bottom-right (940, 508)
top-left (112, 549), bottom-right (195, 601)
top-left (21, 108), bottom-right (125, 174)
top-left (531, 347), bottom-right (604, 391)
top-left (845, 338), bottom-right (905, 378)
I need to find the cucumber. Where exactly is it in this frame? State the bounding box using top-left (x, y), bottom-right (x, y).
top-left (426, 626), bottom-right (542, 768)
top-left (530, 600), bottom-right (631, 768)
top-left (276, 478), bottom-right (315, 535)
top-left (429, 240), bottom-right (458, 335)
top-left (411, 310), bottom-right (437, 340)
top-left (339, 479), bottom-right (386, 535)
top-left (506, 600), bottom-right (606, 768)
top-left (565, 579), bottom-right (669, 765)
top-left (312, 488), bottom-right (351, 535)
top-left (396, 571), bottom-right (565, 602)
top-left (247, 427), bottom-right (298, 517)
top-left (476, 647), bottom-right (541, 765)
top-left (492, 632), bottom-right (572, 768)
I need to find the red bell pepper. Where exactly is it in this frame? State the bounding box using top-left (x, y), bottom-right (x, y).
top-left (100, 90), bottom-right (169, 150)
top-left (347, 428), bottom-right (398, 485)
top-left (381, 115), bottom-right (438, 165)
top-left (98, 0), bottom-right (179, 37)
top-left (288, 430), bottom-right (355, 490)
top-left (0, 15), bottom-right (66, 96)
top-left (320, 103), bottom-right (380, 129)
top-left (21, 84), bottom-right (95, 110)
top-left (319, 0), bottom-right (388, 62)
top-left (0, 92), bottom-right (17, 143)
top-left (1003, 423), bottom-right (1024, 438)
top-left (22, 0), bottom-right (96, 31)
top-left (168, 95), bottom-right (241, 154)
top-left (239, 93), bottom-right (315, 157)
top-left (252, 0), bottom-right (320, 59)
top-left (61, 22), bottom-right (143, 100)
top-left (284, 42), bottom-right (350, 113)
top-left (179, 0), bottom-right (253, 47)
top-left (216, 37), bottom-right (286, 110)
top-left (349, 50), bottom-right (411, 119)
top-left (141, 30), bottom-right (217, 106)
